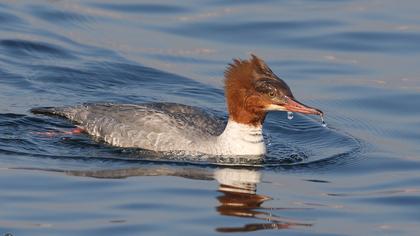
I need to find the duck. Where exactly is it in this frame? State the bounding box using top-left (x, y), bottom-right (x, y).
top-left (31, 55), bottom-right (323, 156)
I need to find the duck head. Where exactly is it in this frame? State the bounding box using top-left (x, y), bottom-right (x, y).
top-left (225, 54), bottom-right (323, 126)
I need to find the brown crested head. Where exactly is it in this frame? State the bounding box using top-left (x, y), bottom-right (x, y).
top-left (224, 54), bottom-right (322, 126)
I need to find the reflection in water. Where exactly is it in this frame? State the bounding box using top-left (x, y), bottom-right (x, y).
top-left (54, 165), bottom-right (312, 233)
top-left (214, 168), bottom-right (312, 232)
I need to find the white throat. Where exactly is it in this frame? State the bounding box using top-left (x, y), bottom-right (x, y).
top-left (215, 119), bottom-right (266, 156)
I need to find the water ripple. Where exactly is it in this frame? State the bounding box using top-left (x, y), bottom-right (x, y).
top-left (164, 21), bottom-right (420, 53)
top-left (0, 9), bottom-right (25, 27)
top-left (299, 31), bottom-right (420, 53)
top-left (0, 39), bottom-right (76, 59)
top-left (28, 4), bottom-right (92, 26)
top-left (163, 19), bottom-right (343, 42)
top-left (143, 53), bottom-right (224, 65)
top-left (90, 3), bottom-right (190, 14)
top-left (0, 109), bottom-right (362, 170)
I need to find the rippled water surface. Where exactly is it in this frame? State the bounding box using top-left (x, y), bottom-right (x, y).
top-left (1, 0), bottom-right (420, 235)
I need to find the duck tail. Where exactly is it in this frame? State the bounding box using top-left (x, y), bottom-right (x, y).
top-left (30, 107), bottom-right (65, 117)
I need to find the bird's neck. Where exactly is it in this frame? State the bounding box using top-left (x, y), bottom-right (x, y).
top-left (228, 108), bottom-right (266, 127)
top-left (216, 119), bottom-right (266, 156)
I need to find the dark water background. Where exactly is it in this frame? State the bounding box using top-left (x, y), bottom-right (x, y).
top-left (1, 0), bottom-right (420, 235)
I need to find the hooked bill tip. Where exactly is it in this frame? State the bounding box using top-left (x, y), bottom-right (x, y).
top-left (316, 109), bottom-right (324, 116)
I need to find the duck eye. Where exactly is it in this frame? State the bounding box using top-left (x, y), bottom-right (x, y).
top-left (268, 91), bottom-right (275, 98)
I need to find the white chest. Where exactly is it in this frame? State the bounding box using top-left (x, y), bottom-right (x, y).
top-left (215, 120), bottom-right (266, 156)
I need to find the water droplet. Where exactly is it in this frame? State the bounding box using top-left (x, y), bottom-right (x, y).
top-left (320, 113), bottom-right (327, 127)
top-left (287, 112), bottom-right (294, 120)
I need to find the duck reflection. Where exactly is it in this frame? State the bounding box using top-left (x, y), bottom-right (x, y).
top-left (53, 164), bottom-right (312, 232)
top-left (213, 168), bottom-right (312, 232)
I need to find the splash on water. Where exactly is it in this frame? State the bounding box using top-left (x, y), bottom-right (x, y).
top-left (287, 112), bottom-right (294, 120)
top-left (320, 113), bottom-right (327, 127)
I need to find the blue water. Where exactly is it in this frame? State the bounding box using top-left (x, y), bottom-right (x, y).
top-left (1, 0), bottom-right (420, 235)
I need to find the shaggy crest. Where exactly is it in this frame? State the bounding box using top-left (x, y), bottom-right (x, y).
top-left (224, 54), bottom-right (274, 126)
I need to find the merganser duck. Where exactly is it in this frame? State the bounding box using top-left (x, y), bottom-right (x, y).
top-left (31, 55), bottom-right (323, 156)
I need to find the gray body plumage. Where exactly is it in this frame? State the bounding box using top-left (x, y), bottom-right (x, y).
top-left (31, 102), bottom-right (266, 156)
top-left (32, 103), bottom-right (225, 152)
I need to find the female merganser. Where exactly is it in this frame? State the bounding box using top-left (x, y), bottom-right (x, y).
top-left (31, 55), bottom-right (323, 156)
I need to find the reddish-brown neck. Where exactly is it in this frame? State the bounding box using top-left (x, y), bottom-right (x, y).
top-left (229, 108), bottom-right (266, 127)
top-left (224, 57), bottom-right (267, 127)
